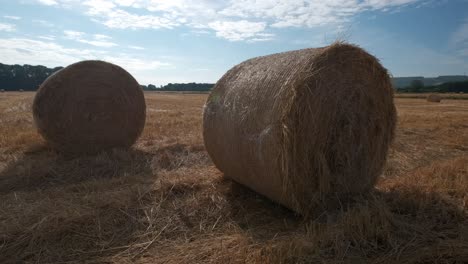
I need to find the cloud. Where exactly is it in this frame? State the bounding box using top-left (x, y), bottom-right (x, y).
top-left (208, 20), bottom-right (270, 42)
top-left (129, 45), bottom-right (145, 50)
top-left (64, 30), bottom-right (118, 47)
top-left (4, 16), bottom-right (21, 20)
top-left (33, 0), bottom-right (424, 42)
top-left (98, 9), bottom-right (179, 29)
top-left (0, 37), bottom-right (170, 83)
top-left (94, 34), bottom-right (112, 40)
top-left (64, 30), bottom-right (85, 39)
top-left (0, 38), bottom-right (103, 67)
top-left (0, 23), bottom-right (16, 32)
top-left (221, 0), bottom-right (421, 28)
top-left (38, 35), bottom-right (56, 41)
top-left (37, 0), bottom-right (58, 6)
top-left (247, 33), bottom-right (275, 43)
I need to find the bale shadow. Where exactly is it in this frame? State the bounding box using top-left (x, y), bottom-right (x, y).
top-left (0, 143), bottom-right (164, 263)
top-left (152, 143), bottom-right (210, 171)
top-left (222, 179), bottom-right (302, 237)
top-left (0, 144), bottom-right (154, 194)
top-left (221, 177), bottom-right (468, 262)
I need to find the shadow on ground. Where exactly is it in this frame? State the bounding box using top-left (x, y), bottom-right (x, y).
top-left (0, 143), bottom-right (158, 263)
top-left (0, 144), bottom-right (155, 194)
top-left (220, 177), bottom-right (468, 263)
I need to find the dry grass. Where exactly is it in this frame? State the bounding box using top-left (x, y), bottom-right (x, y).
top-left (0, 92), bottom-right (467, 263)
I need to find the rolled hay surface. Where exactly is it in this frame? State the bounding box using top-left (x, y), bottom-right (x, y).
top-left (203, 43), bottom-right (396, 214)
top-left (33, 60), bottom-right (146, 154)
top-left (427, 94), bottom-right (442, 103)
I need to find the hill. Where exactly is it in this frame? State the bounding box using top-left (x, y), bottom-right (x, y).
top-left (392, 75), bottom-right (468, 88)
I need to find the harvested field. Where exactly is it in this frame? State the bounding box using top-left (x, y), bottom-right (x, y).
top-left (0, 92), bottom-right (467, 263)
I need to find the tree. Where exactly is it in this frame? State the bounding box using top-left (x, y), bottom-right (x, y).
top-left (0, 63), bottom-right (62, 91)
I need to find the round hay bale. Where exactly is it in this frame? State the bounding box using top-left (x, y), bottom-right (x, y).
top-left (19, 89), bottom-right (24, 92)
top-left (33, 60), bottom-right (146, 154)
top-left (0, 89), bottom-right (5, 92)
top-left (203, 43), bottom-right (396, 214)
top-left (427, 94), bottom-right (442, 103)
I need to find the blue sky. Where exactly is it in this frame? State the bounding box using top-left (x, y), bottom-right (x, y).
top-left (1, 0), bottom-right (467, 85)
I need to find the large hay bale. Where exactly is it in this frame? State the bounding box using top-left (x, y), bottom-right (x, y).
top-left (0, 89), bottom-right (5, 92)
top-left (427, 94), bottom-right (442, 103)
top-left (203, 43), bottom-right (396, 214)
top-left (33, 60), bottom-right (146, 154)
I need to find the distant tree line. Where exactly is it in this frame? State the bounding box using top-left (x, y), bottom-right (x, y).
top-left (0, 63), bottom-right (214, 92)
top-left (398, 80), bottom-right (468, 93)
top-left (141, 83), bottom-right (214, 92)
top-left (2, 62), bottom-right (465, 93)
top-left (392, 75), bottom-right (468, 88)
top-left (0, 63), bottom-right (63, 91)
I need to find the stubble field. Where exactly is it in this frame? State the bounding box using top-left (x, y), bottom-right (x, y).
top-left (0, 92), bottom-right (467, 263)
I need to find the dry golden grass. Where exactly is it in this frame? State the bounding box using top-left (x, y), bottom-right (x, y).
top-left (0, 92), bottom-right (467, 263)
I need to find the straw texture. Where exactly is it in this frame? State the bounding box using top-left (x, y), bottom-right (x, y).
top-left (33, 60), bottom-right (146, 154)
top-left (203, 43), bottom-right (396, 214)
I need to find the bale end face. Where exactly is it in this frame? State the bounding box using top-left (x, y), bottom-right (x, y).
top-left (33, 60), bottom-right (146, 154)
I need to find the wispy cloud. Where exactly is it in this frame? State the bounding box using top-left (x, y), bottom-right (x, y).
top-left (4, 15), bottom-right (21, 20)
top-left (38, 35), bottom-right (56, 41)
top-left (64, 30), bottom-right (118, 47)
top-left (33, 0), bottom-right (424, 42)
top-left (0, 37), bottom-right (170, 82)
top-left (129, 45), bottom-right (145, 50)
top-left (0, 38), bottom-right (103, 67)
top-left (37, 0), bottom-right (58, 6)
top-left (0, 23), bottom-right (16, 32)
top-left (208, 20), bottom-right (271, 42)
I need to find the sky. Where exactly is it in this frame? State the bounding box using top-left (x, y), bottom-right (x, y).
top-left (0, 0), bottom-right (468, 86)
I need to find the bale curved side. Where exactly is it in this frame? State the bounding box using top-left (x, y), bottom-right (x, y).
top-left (203, 43), bottom-right (396, 214)
top-left (33, 60), bottom-right (146, 154)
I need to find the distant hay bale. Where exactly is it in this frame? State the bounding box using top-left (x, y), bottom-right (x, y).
top-left (19, 89), bottom-right (24, 92)
top-left (0, 89), bottom-right (5, 92)
top-left (33, 60), bottom-right (146, 154)
top-left (427, 94), bottom-right (442, 102)
top-left (203, 43), bottom-right (396, 214)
